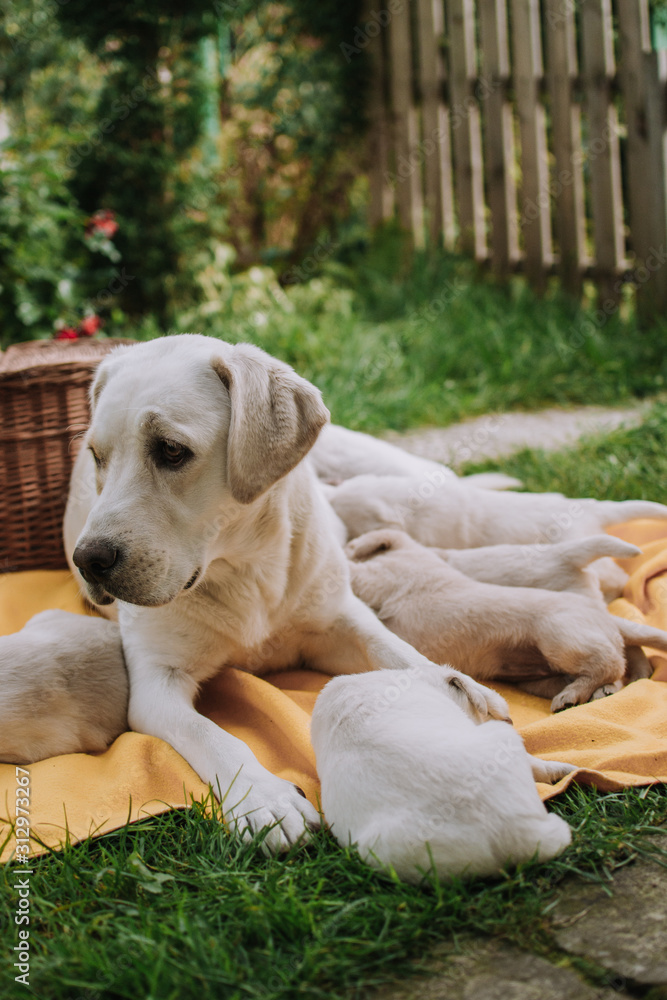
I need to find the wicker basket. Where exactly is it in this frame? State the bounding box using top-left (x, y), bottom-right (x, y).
top-left (0, 338), bottom-right (131, 574)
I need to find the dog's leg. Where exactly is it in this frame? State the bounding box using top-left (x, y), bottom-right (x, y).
top-left (304, 595), bottom-right (511, 723)
top-left (126, 657), bottom-right (320, 853)
top-left (516, 676), bottom-right (568, 700)
top-left (625, 645), bottom-right (654, 682)
top-left (547, 612), bottom-right (667, 710)
top-left (528, 756), bottom-right (576, 782)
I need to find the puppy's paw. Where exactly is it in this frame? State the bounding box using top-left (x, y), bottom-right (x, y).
top-left (589, 681), bottom-right (623, 701)
top-left (223, 774), bottom-right (320, 854)
top-left (446, 673), bottom-right (511, 725)
top-left (529, 755), bottom-right (576, 783)
top-left (550, 689), bottom-right (578, 713)
top-left (550, 673), bottom-right (619, 713)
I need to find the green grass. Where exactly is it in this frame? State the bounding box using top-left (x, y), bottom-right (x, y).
top-left (154, 236), bottom-right (667, 433)
top-left (1, 786), bottom-right (666, 1000)
top-left (460, 400), bottom-right (667, 502)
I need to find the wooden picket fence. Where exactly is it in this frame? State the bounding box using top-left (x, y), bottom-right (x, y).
top-left (365, 0), bottom-right (667, 312)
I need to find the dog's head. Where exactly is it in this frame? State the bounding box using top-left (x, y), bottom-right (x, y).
top-left (72, 334), bottom-right (329, 607)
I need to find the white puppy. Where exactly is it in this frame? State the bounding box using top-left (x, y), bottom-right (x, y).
top-left (63, 334), bottom-right (509, 853)
top-left (0, 610), bottom-right (127, 764)
top-left (312, 424), bottom-right (521, 490)
top-left (327, 472), bottom-right (667, 602)
top-left (438, 534), bottom-right (640, 602)
top-left (327, 473), bottom-right (667, 547)
top-left (311, 667), bottom-right (573, 884)
top-left (346, 530), bottom-right (667, 709)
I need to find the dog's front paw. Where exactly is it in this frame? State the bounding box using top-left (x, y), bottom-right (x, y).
top-left (446, 672), bottom-right (511, 724)
top-left (222, 771), bottom-right (320, 854)
top-left (529, 756), bottom-right (576, 783)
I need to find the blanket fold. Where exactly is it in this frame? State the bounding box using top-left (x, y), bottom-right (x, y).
top-left (2, 519), bottom-right (667, 863)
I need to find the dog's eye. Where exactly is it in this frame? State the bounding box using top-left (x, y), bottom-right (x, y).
top-left (88, 446), bottom-right (102, 467)
top-left (159, 440), bottom-right (188, 466)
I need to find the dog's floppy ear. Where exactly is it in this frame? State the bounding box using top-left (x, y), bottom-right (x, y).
top-left (345, 529), bottom-right (403, 561)
top-left (212, 344), bottom-right (329, 504)
top-left (90, 367), bottom-right (110, 410)
top-left (89, 345), bottom-right (136, 410)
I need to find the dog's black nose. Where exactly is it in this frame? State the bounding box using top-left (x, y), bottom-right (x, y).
top-left (73, 541), bottom-right (119, 583)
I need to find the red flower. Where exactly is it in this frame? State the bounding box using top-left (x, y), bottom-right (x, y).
top-left (54, 327), bottom-right (79, 341)
top-left (85, 209), bottom-right (118, 240)
top-left (96, 219), bottom-right (118, 238)
top-left (79, 315), bottom-right (102, 336)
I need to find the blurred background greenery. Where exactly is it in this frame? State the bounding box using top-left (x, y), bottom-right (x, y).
top-left (2, 0), bottom-right (667, 433)
top-left (0, 0), bottom-right (367, 340)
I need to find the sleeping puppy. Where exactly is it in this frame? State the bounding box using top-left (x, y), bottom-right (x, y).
top-left (0, 610), bottom-right (128, 764)
top-left (326, 472), bottom-right (667, 548)
top-left (311, 424), bottom-right (521, 491)
top-left (326, 472), bottom-right (666, 603)
top-left (311, 666), bottom-right (573, 884)
top-left (345, 530), bottom-right (667, 711)
top-left (437, 534), bottom-right (640, 603)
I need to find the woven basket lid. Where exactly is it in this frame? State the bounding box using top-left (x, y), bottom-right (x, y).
top-left (0, 338), bottom-right (134, 381)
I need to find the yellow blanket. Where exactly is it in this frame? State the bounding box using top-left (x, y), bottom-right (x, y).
top-left (2, 520), bottom-right (667, 863)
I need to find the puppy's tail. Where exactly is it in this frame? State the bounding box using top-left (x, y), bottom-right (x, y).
top-left (559, 534), bottom-right (640, 569)
top-left (597, 499), bottom-right (667, 526)
top-left (613, 616), bottom-right (667, 653)
top-left (462, 472), bottom-right (523, 491)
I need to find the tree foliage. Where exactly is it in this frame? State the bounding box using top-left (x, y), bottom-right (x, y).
top-left (0, 0), bottom-right (366, 345)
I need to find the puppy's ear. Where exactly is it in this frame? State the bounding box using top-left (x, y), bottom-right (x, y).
top-left (89, 345), bottom-right (135, 410)
top-left (345, 530), bottom-right (401, 561)
top-left (90, 367), bottom-right (109, 410)
top-left (212, 344), bottom-right (329, 504)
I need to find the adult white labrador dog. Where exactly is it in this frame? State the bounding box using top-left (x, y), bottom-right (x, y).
top-left (64, 334), bottom-right (509, 853)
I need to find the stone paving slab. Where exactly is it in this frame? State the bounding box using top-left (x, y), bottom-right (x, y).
top-left (383, 404), bottom-right (648, 466)
top-left (373, 939), bottom-right (633, 1000)
top-left (551, 836), bottom-right (667, 988)
top-left (374, 839), bottom-right (667, 1000)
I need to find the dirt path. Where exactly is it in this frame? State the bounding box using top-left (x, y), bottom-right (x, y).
top-left (383, 403), bottom-right (649, 466)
